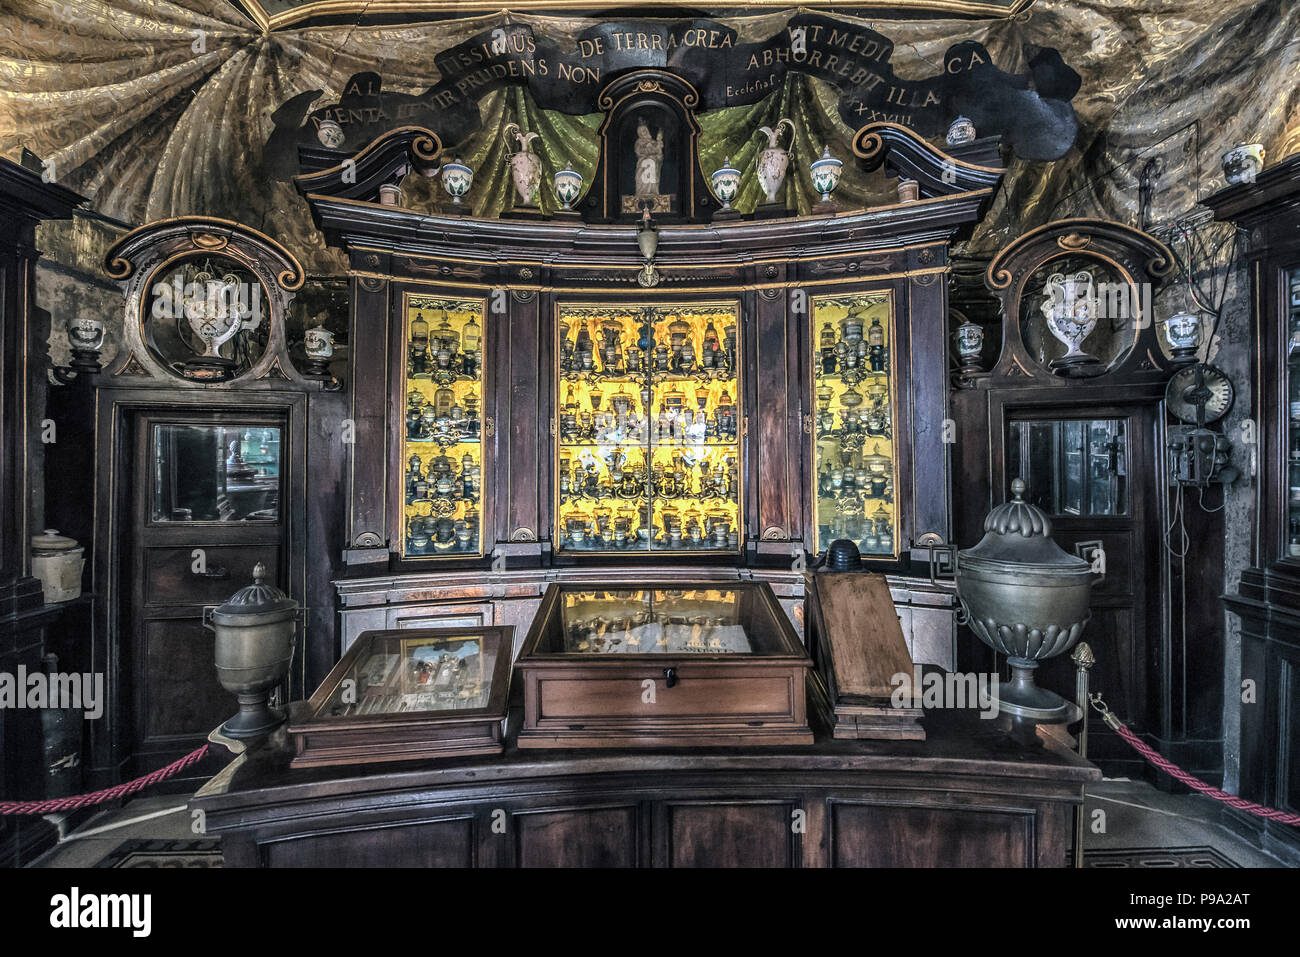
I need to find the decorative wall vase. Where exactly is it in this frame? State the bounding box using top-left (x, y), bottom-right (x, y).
top-left (554, 164), bottom-right (584, 210)
top-left (1039, 270), bottom-right (1099, 369)
top-left (1163, 311), bottom-right (1201, 365)
top-left (710, 158), bottom-right (741, 209)
top-left (755, 118), bottom-right (795, 204)
top-left (440, 157), bottom-right (473, 205)
top-left (503, 123), bottom-right (542, 208)
top-left (955, 317), bottom-right (984, 381)
top-left (304, 324), bottom-right (334, 358)
top-left (1221, 143), bottom-right (1265, 186)
top-left (68, 315), bottom-right (105, 352)
top-left (809, 146), bottom-right (843, 203)
top-left (316, 119), bottom-right (344, 149)
top-left (186, 271), bottom-right (244, 363)
top-left (946, 116), bottom-right (976, 146)
top-left (378, 184), bottom-right (403, 206)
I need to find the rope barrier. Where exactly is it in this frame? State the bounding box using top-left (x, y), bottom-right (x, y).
top-left (0, 745), bottom-right (209, 815)
top-left (1089, 693), bottom-right (1300, 827)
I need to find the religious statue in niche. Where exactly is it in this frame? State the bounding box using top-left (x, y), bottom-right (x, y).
top-left (621, 112), bottom-right (677, 215)
top-left (634, 119), bottom-right (664, 205)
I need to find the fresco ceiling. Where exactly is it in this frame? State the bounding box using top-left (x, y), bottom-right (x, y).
top-left (2, 0), bottom-right (1298, 275)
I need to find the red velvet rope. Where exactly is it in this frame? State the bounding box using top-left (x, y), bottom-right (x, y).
top-left (0, 745), bottom-right (209, 815)
top-left (1091, 695), bottom-right (1300, 826)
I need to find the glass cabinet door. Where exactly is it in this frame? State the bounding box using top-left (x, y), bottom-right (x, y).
top-left (400, 294), bottom-right (486, 558)
top-left (150, 423), bottom-right (282, 522)
top-left (811, 293), bottom-right (899, 557)
top-left (1286, 268), bottom-right (1300, 559)
top-left (554, 302), bottom-right (742, 553)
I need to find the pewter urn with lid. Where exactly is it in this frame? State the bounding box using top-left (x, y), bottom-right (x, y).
top-left (204, 562), bottom-right (298, 739)
top-left (956, 478), bottom-right (1097, 721)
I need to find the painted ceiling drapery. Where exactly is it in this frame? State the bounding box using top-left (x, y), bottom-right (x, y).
top-left (2, 1), bottom-right (1299, 276)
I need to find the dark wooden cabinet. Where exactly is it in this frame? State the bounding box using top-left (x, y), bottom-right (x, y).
top-left (300, 124), bottom-right (1001, 649)
top-left (90, 219), bottom-right (344, 782)
top-left (194, 705), bottom-right (1095, 868)
top-left (1210, 154), bottom-right (1300, 860)
top-left (0, 158), bottom-right (86, 866)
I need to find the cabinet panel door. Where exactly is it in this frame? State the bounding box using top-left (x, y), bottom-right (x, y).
top-left (140, 620), bottom-right (236, 742)
top-left (262, 817), bottom-right (474, 868)
top-left (829, 801), bottom-right (1032, 867)
top-left (664, 801), bottom-right (798, 867)
top-left (515, 806), bottom-right (640, 867)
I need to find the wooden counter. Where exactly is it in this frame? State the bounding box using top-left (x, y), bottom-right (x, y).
top-left (192, 704), bottom-right (1099, 867)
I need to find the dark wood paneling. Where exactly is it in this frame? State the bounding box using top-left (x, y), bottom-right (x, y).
top-left (505, 291), bottom-right (541, 546)
top-left (905, 248), bottom-right (952, 545)
top-left (264, 817), bottom-right (475, 868)
top-left (350, 274), bottom-right (391, 550)
top-left (515, 806), bottom-right (639, 868)
top-left (140, 619), bottom-right (236, 742)
top-left (665, 801), bottom-right (798, 868)
top-left (755, 282), bottom-right (791, 542)
top-left (829, 801), bottom-right (1031, 867)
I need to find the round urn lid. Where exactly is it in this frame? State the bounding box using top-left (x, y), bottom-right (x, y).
top-left (31, 529), bottom-right (80, 555)
top-left (211, 562), bottom-right (297, 625)
top-left (959, 479), bottom-right (1090, 572)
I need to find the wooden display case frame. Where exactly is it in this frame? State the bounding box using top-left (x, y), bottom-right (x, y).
top-left (515, 581), bottom-right (812, 748)
top-left (388, 289), bottom-right (494, 564)
top-left (288, 625), bottom-right (511, 767)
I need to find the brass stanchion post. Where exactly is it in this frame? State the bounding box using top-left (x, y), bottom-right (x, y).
top-left (1072, 641), bottom-right (1095, 868)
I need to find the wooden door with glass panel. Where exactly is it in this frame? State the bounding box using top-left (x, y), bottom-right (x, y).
top-left (128, 413), bottom-right (287, 773)
top-left (1005, 410), bottom-right (1158, 736)
top-left (554, 301), bottom-right (741, 554)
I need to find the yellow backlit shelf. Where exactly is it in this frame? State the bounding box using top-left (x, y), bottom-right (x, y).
top-left (555, 301), bottom-right (742, 554)
top-left (401, 294), bottom-right (487, 559)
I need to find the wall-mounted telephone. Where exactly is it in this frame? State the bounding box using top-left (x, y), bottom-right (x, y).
top-left (1164, 363), bottom-right (1238, 488)
top-left (1168, 426), bottom-right (1238, 487)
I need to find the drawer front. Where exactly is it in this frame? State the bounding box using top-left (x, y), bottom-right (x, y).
top-left (534, 669), bottom-right (799, 722)
top-left (144, 545), bottom-right (281, 606)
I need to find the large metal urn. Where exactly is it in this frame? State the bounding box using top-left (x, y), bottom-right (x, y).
top-left (956, 479), bottom-right (1096, 722)
top-left (204, 562), bottom-right (298, 739)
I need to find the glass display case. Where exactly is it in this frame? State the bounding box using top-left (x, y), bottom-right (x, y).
top-left (515, 581), bottom-right (812, 748)
top-left (554, 302), bottom-right (741, 554)
top-left (400, 294), bottom-right (486, 558)
top-left (810, 292), bottom-right (899, 557)
top-left (288, 626), bottom-right (511, 767)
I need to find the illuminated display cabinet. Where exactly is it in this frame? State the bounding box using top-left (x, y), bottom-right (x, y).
top-left (554, 302), bottom-right (742, 554)
top-left (811, 292), bottom-right (899, 558)
top-left (295, 118), bottom-right (1000, 674)
top-left (399, 294), bottom-right (487, 559)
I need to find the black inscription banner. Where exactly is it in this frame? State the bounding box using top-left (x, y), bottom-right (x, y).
top-left (266, 13), bottom-right (1080, 173)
